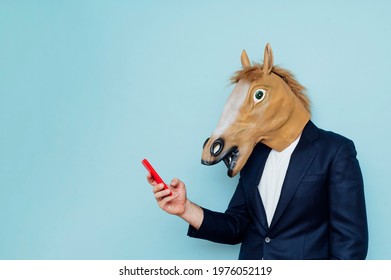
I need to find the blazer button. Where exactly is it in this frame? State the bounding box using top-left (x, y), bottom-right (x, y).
top-left (265, 237), bottom-right (271, 243)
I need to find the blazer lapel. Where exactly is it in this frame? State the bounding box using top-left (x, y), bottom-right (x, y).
top-left (269, 122), bottom-right (318, 230)
top-left (246, 144), bottom-right (271, 231)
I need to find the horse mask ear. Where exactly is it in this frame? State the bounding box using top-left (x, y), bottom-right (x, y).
top-left (241, 50), bottom-right (251, 68)
top-left (262, 43), bottom-right (274, 75)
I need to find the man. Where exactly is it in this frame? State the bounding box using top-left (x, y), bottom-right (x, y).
top-left (146, 44), bottom-right (368, 259)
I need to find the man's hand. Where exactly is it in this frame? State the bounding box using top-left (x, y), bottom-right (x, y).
top-left (146, 174), bottom-right (204, 230)
top-left (148, 174), bottom-right (186, 215)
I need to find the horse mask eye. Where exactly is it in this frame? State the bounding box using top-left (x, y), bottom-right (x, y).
top-left (253, 89), bottom-right (266, 103)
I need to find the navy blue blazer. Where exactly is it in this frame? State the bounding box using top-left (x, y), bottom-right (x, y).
top-left (188, 121), bottom-right (368, 259)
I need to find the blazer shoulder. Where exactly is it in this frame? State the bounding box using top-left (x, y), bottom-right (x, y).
top-left (307, 121), bottom-right (357, 159)
top-left (306, 121), bottom-right (354, 145)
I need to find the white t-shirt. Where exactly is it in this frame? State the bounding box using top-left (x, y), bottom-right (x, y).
top-left (258, 135), bottom-right (301, 226)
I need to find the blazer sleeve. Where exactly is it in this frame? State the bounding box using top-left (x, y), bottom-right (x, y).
top-left (328, 139), bottom-right (368, 259)
top-left (187, 177), bottom-right (251, 245)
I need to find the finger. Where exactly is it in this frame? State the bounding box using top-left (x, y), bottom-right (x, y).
top-left (154, 188), bottom-right (171, 200)
top-left (152, 183), bottom-right (165, 194)
top-left (146, 173), bottom-right (157, 186)
top-left (158, 192), bottom-right (179, 207)
top-left (170, 178), bottom-right (184, 190)
top-left (170, 178), bottom-right (183, 188)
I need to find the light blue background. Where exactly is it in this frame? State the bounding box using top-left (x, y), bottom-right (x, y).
top-left (1, 0), bottom-right (390, 259)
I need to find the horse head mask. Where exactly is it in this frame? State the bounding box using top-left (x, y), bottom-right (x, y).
top-left (201, 43), bottom-right (311, 177)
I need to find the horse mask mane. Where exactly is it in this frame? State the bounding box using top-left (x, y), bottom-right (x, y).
top-left (201, 43), bottom-right (311, 177)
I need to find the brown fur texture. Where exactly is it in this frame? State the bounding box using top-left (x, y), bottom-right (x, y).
top-left (230, 64), bottom-right (311, 114)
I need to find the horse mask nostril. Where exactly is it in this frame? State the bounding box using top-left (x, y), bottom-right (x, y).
top-left (203, 137), bottom-right (210, 149)
top-left (210, 138), bottom-right (224, 156)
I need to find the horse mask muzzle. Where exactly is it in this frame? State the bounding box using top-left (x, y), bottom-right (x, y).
top-left (202, 137), bottom-right (240, 177)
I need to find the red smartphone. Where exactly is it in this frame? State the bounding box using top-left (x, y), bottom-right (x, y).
top-left (142, 159), bottom-right (172, 196)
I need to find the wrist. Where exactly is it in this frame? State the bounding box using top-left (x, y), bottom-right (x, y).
top-left (179, 199), bottom-right (193, 219)
top-left (179, 199), bottom-right (203, 230)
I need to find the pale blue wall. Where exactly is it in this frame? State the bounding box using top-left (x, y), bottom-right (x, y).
top-left (1, 0), bottom-right (390, 259)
